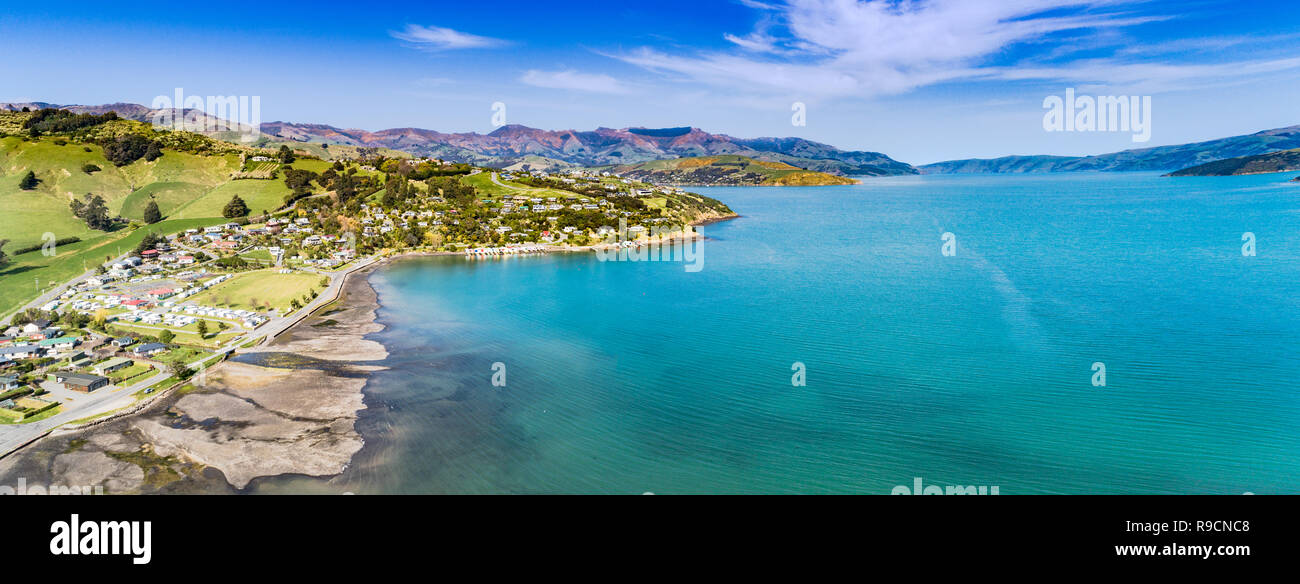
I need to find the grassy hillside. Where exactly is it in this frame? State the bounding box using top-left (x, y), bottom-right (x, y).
top-left (173, 177), bottom-right (290, 219)
top-left (0, 217), bottom-right (222, 317)
top-left (0, 136), bottom-right (241, 247)
top-left (605, 155), bottom-right (859, 186)
top-left (0, 110), bottom-right (323, 319)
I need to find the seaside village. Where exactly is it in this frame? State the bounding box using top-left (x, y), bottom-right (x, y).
top-left (0, 153), bottom-right (726, 424)
top-left (0, 220), bottom-right (347, 424)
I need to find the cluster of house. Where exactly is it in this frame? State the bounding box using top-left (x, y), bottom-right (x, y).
top-left (95, 241), bottom-right (199, 282)
top-left (184, 222), bottom-right (256, 252)
top-left (0, 316), bottom-right (177, 368)
top-left (499, 195), bottom-right (606, 216)
top-left (190, 219), bottom-right (364, 270)
top-left (360, 205), bottom-right (438, 237)
top-left (170, 304), bottom-right (267, 328)
top-left (58, 340), bottom-right (166, 391)
top-left (506, 169), bottom-right (686, 197)
top-left (0, 320), bottom-right (81, 366)
top-left (61, 269), bottom-right (270, 331)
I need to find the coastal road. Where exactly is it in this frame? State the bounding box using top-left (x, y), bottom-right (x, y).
top-left (0, 254), bottom-right (381, 459)
top-left (2, 254), bottom-right (113, 325)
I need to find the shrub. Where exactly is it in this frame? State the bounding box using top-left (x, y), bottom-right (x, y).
top-left (103, 134), bottom-right (161, 166)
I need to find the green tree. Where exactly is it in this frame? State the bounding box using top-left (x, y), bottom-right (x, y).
top-left (144, 142), bottom-right (163, 162)
top-left (70, 193), bottom-right (112, 231)
top-left (143, 200), bottom-right (163, 224)
top-left (159, 329), bottom-right (175, 344)
top-left (197, 320), bottom-right (209, 338)
top-left (0, 239), bottom-right (8, 266)
top-left (19, 171), bottom-right (38, 190)
top-left (223, 195), bottom-right (249, 218)
top-left (81, 163), bottom-right (101, 174)
top-left (91, 310), bottom-right (109, 331)
top-left (278, 145), bottom-right (296, 164)
top-left (169, 359), bottom-right (194, 381)
top-left (103, 134), bottom-right (158, 166)
top-left (135, 232), bottom-right (165, 255)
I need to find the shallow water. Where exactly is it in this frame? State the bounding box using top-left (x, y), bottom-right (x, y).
top-left (273, 171), bottom-right (1300, 494)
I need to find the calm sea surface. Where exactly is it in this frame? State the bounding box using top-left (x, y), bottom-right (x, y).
top-left (265, 171), bottom-right (1300, 494)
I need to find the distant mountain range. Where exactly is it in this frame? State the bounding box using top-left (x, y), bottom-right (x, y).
top-left (259, 122), bottom-right (918, 177)
top-left (920, 125), bottom-right (1300, 174)
top-left (0, 101), bottom-right (914, 177)
top-left (6, 101), bottom-right (1299, 178)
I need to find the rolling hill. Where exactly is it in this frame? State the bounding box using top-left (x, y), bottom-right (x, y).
top-left (0, 109), bottom-right (303, 317)
top-left (604, 155), bottom-right (860, 186)
top-left (921, 124), bottom-right (1300, 174)
top-left (1166, 148), bottom-right (1300, 176)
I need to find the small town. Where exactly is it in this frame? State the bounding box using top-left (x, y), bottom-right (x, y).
top-left (0, 135), bottom-right (733, 446)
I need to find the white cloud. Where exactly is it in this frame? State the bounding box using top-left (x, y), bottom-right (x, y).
top-left (391, 24), bottom-right (507, 51)
top-left (520, 69), bottom-right (632, 94)
top-left (609, 0), bottom-right (1209, 99)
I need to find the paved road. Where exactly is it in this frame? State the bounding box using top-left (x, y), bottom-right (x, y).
top-left (1, 252), bottom-right (120, 325)
top-left (0, 254), bottom-right (380, 459)
top-left (491, 172), bottom-right (535, 192)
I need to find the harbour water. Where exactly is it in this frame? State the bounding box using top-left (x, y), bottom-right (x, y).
top-left (269, 171), bottom-right (1300, 494)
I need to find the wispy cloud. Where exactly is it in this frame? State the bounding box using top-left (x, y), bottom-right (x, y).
top-left (606, 0), bottom-right (1272, 99)
top-left (520, 69), bottom-right (632, 94)
top-left (391, 24), bottom-right (508, 51)
top-left (984, 55), bottom-right (1300, 94)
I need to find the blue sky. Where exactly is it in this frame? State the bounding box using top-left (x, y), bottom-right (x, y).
top-left (3, 0), bottom-right (1299, 163)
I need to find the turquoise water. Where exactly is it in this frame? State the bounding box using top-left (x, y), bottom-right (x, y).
top-left (333, 172), bottom-right (1300, 494)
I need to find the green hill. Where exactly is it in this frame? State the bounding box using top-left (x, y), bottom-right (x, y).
top-left (0, 134), bottom-right (238, 249)
top-left (604, 155), bottom-right (859, 186)
top-left (0, 109), bottom-right (318, 318)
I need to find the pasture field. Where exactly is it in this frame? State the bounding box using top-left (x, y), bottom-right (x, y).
top-left (186, 269), bottom-right (321, 312)
top-left (173, 178), bottom-right (290, 219)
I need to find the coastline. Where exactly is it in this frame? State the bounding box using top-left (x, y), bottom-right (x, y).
top-left (0, 213), bottom-right (738, 491)
top-left (0, 267), bottom-right (389, 493)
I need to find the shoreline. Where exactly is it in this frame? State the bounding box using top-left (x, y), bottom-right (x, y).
top-left (0, 213), bottom-right (738, 490)
top-left (0, 268), bottom-right (389, 493)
